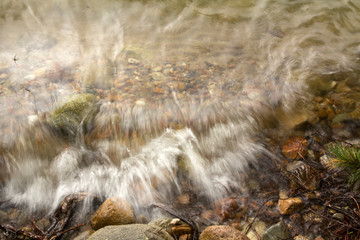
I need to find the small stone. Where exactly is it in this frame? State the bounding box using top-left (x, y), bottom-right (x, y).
top-left (151, 72), bottom-right (165, 82)
top-left (177, 194), bottom-right (190, 205)
top-left (278, 197), bottom-right (303, 215)
top-left (90, 197), bottom-right (136, 230)
top-left (262, 221), bottom-right (290, 240)
top-left (199, 225), bottom-right (250, 240)
top-left (128, 58), bottom-right (140, 65)
top-left (164, 68), bottom-right (173, 74)
top-left (332, 213), bottom-right (345, 221)
top-left (214, 198), bottom-right (238, 222)
top-left (24, 74), bottom-right (36, 81)
top-left (242, 220), bottom-right (267, 240)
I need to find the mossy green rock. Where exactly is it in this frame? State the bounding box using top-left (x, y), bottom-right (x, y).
top-left (49, 93), bottom-right (97, 134)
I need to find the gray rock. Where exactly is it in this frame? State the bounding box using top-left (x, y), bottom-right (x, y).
top-left (262, 221), bottom-right (290, 240)
top-left (88, 224), bottom-right (173, 240)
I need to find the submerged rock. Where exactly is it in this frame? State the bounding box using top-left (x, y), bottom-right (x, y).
top-left (88, 224), bottom-right (173, 240)
top-left (49, 93), bottom-right (97, 136)
top-left (90, 197), bottom-right (136, 230)
top-left (214, 198), bottom-right (239, 222)
top-left (262, 221), bottom-right (290, 240)
top-left (199, 225), bottom-right (250, 240)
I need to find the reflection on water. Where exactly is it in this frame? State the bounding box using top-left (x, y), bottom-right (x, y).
top-left (0, 0), bottom-right (360, 214)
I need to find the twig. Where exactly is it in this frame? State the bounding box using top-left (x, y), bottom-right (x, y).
top-left (244, 197), bottom-right (279, 234)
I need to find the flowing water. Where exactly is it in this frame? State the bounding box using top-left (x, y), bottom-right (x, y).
top-left (0, 0), bottom-right (359, 217)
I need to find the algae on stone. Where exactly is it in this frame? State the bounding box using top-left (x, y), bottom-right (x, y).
top-left (49, 93), bottom-right (97, 136)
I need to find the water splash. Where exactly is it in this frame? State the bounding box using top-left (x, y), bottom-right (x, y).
top-left (1, 0), bottom-right (360, 215)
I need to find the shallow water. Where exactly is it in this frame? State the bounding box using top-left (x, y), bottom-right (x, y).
top-left (0, 0), bottom-right (359, 215)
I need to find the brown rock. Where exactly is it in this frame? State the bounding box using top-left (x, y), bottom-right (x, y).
top-left (214, 198), bottom-right (238, 222)
top-left (90, 197), bottom-right (136, 230)
top-left (199, 225), bottom-right (250, 240)
top-left (278, 197), bottom-right (303, 215)
top-left (282, 137), bottom-right (308, 160)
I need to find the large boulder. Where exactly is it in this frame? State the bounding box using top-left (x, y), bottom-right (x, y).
top-left (199, 225), bottom-right (250, 240)
top-left (90, 197), bottom-right (136, 230)
top-left (88, 224), bottom-right (173, 240)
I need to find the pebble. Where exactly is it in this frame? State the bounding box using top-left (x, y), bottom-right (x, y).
top-left (262, 221), bottom-right (290, 240)
top-left (128, 58), bottom-right (140, 65)
top-left (332, 213), bottom-right (345, 221)
top-left (24, 74), bottom-right (36, 81)
top-left (214, 198), bottom-right (238, 222)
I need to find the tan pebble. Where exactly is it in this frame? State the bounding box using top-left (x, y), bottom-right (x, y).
top-left (177, 194), bottom-right (190, 205)
top-left (278, 197), bottom-right (303, 215)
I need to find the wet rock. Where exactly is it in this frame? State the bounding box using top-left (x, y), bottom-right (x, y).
top-left (90, 197), bottom-right (136, 230)
top-left (241, 219), bottom-right (267, 240)
top-left (282, 137), bottom-right (308, 160)
top-left (214, 198), bottom-right (238, 222)
top-left (177, 193), bottom-right (190, 205)
top-left (201, 210), bottom-right (217, 222)
top-left (199, 225), bottom-right (250, 240)
top-left (151, 72), bottom-right (166, 82)
top-left (278, 197), bottom-right (303, 215)
top-left (88, 224), bottom-right (173, 240)
top-left (150, 218), bottom-right (192, 239)
top-left (276, 108), bottom-right (315, 131)
top-left (128, 58), bottom-right (140, 65)
top-left (148, 218), bottom-right (174, 230)
top-left (36, 218), bottom-right (50, 231)
top-left (332, 213), bottom-right (345, 221)
top-left (262, 221), bottom-right (290, 240)
top-left (303, 212), bottom-right (323, 223)
top-left (49, 93), bottom-right (97, 135)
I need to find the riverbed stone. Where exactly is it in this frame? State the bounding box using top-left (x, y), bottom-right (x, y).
top-left (88, 224), bottom-right (173, 240)
top-left (90, 197), bottom-right (136, 230)
top-left (278, 197), bottom-right (303, 215)
top-left (214, 198), bottom-right (239, 222)
top-left (199, 225), bottom-right (250, 240)
top-left (262, 221), bottom-right (290, 240)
